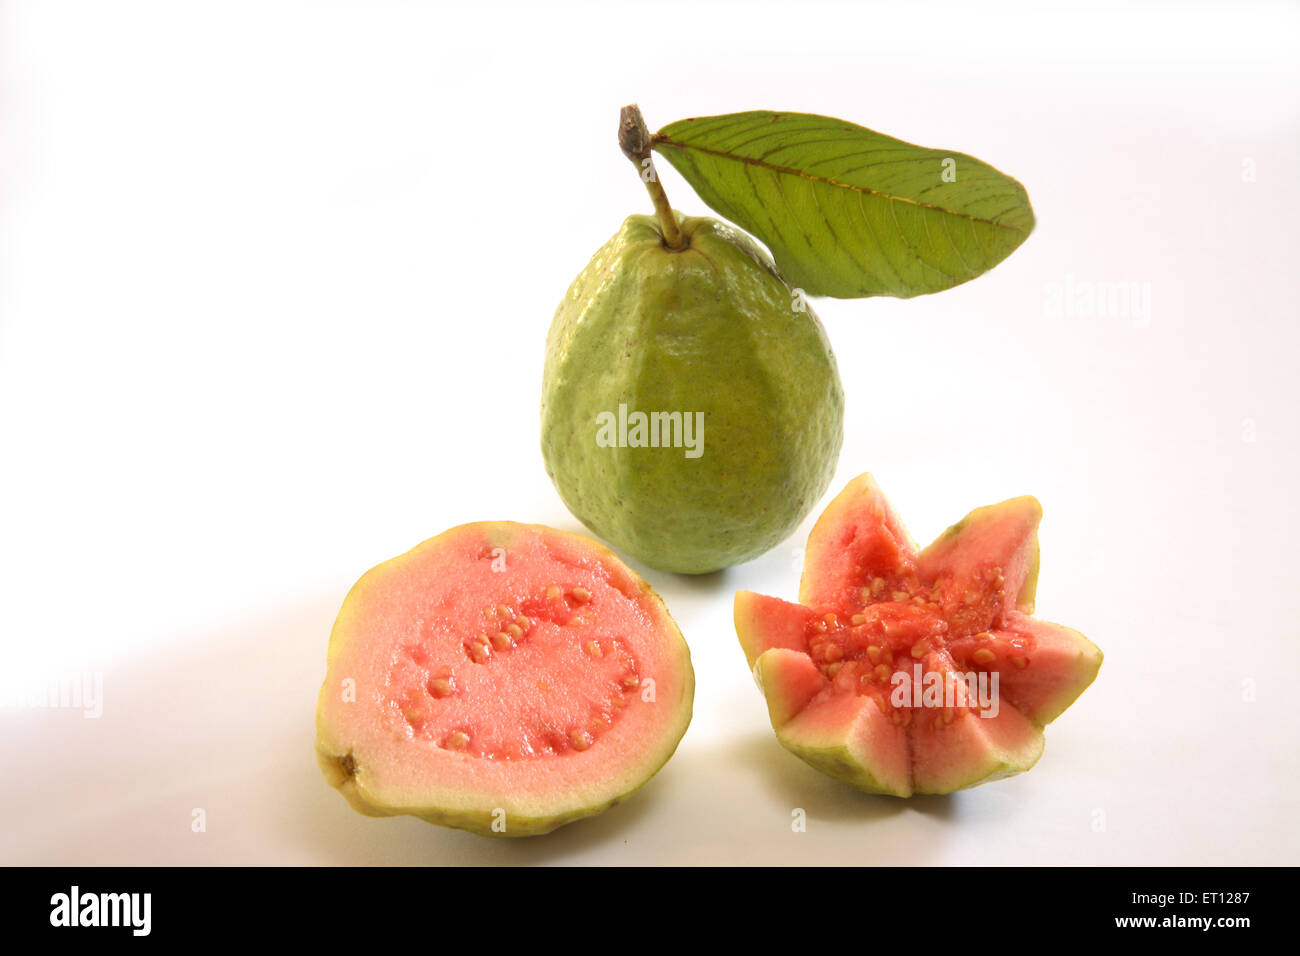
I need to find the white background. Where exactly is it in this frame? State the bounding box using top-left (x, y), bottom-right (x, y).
top-left (2, 0), bottom-right (1297, 865)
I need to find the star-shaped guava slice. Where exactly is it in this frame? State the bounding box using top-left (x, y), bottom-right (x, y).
top-left (735, 474), bottom-right (1102, 796)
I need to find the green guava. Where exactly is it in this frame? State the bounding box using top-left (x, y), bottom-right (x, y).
top-left (541, 212), bottom-right (844, 575)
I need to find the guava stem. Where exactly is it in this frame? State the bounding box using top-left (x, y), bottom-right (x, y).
top-left (619, 104), bottom-right (685, 250)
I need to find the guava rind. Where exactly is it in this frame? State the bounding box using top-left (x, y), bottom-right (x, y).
top-left (315, 746), bottom-right (634, 837)
top-left (770, 682), bottom-right (911, 797)
top-left (541, 213), bottom-right (844, 574)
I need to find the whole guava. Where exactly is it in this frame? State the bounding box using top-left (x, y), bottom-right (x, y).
top-left (541, 212), bottom-right (844, 574)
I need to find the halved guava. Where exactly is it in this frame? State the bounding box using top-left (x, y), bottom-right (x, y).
top-left (316, 522), bottom-right (694, 837)
top-left (735, 474), bottom-right (1101, 796)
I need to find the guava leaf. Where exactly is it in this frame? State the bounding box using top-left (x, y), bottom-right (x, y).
top-left (652, 111), bottom-right (1035, 299)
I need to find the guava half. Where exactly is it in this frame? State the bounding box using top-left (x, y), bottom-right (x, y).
top-left (735, 474), bottom-right (1102, 796)
top-left (316, 522), bottom-right (694, 837)
top-left (541, 212), bottom-right (844, 574)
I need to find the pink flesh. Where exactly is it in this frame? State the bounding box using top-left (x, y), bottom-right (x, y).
top-left (734, 591), bottom-right (817, 669)
top-left (319, 523), bottom-right (689, 808)
top-left (387, 586), bottom-right (643, 759)
top-left (952, 611), bottom-right (1101, 725)
top-left (799, 473), bottom-right (918, 609)
top-left (917, 496), bottom-right (1041, 619)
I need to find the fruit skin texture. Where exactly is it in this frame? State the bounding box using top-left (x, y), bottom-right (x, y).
top-left (735, 474), bottom-right (1102, 797)
top-left (541, 212), bottom-right (844, 574)
top-left (315, 521), bottom-right (694, 837)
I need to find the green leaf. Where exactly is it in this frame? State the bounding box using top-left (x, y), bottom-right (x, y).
top-left (652, 111), bottom-right (1035, 299)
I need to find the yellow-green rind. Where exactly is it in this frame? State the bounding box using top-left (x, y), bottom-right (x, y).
top-left (774, 730), bottom-right (914, 798)
top-left (314, 743), bottom-right (665, 838)
top-left (908, 719), bottom-right (1045, 795)
top-left (911, 752), bottom-right (1044, 795)
top-left (774, 719), bottom-right (1044, 798)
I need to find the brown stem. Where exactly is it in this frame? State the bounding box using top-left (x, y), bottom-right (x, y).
top-left (618, 104), bottom-right (684, 250)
